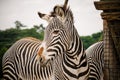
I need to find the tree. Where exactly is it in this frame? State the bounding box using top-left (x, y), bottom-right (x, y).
top-left (81, 31), bottom-right (103, 49)
top-left (15, 21), bottom-right (26, 30)
top-left (34, 24), bottom-right (45, 33)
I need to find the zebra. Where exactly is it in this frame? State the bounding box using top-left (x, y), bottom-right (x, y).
top-left (85, 41), bottom-right (104, 80)
top-left (2, 37), bottom-right (42, 79)
top-left (2, 0), bottom-right (90, 79)
top-left (48, 1), bottom-right (104, 80)
top-left (37, 0), bottom-right (90, 79)
top-left (2, 37), bottom-right (58, 80)
top-left (40, 1), bottom-right (104, 80)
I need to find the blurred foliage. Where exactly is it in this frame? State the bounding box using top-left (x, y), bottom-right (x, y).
top-left (0, 20), bottom-right (102, 78)
top-left (81, 31), bottom-right (103, 49)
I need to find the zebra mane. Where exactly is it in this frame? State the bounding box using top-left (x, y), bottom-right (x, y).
top-left (64, 7), bottom-right (74, 23)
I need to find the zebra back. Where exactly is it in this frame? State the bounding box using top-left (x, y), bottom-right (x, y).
top-left (2, 38), bottom-right (55, 80)
top-left (86, 41), bottom-right (104, 80)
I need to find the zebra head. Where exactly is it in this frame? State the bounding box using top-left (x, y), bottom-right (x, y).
top-left (36, 17), bottom-right (70, 66)
top-left (37, 0), bottom-right (78, 66)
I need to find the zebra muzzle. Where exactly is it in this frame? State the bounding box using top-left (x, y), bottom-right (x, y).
top-left (36, 47), bottom-right (44, 60)
top-left (38, 47), bottom-right (44, 56)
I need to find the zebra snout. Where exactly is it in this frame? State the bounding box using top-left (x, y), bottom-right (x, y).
top-left (36, 47), bottom-right (44, 60)
top-left (38, 47), bottom-right (44, 56)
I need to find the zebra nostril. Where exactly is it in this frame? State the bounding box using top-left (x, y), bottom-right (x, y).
top-left (40, 56), bottom-right (45, 63)
top-left (40, 58), bottom-right (42, 62)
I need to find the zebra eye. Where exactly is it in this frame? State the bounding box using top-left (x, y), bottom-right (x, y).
top-left (53, 30), bottom-right (59, 34)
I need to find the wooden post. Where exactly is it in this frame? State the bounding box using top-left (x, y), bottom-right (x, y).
top-left (94, 0), bottom-right (120, 80)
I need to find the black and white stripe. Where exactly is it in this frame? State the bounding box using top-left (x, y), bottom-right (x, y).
top-left (86, 41), bottom-right (104, 80)
top-left (2, 38), bottom-right (54, 80)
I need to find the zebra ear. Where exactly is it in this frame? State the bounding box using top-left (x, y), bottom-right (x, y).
top-left (38, 12), bottom-right (45, 18)
top-left (63, 0), bottom-right (68, 10)
top-left (38, 12), bottom-right (52, 22)
top-left (52, 0), bottom-right (68, 19)
top-left (53, 6), bottom-right (65, 18)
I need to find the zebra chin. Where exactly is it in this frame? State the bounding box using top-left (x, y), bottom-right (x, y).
top-left (36, 55), bottom-right (53, 67)
top-left (40, 59), bottom-right (51, 67)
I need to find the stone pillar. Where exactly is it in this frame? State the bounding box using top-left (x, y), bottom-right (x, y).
top-left (94, 1), bottom-right (120, 80)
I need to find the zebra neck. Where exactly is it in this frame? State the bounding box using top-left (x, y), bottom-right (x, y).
top-left (53, 55), bottom-right (68, 79)
top-left (63, 27), bottom-right (89, 79)
top-left (66, 33), bottom-right (84, 67)
top-left (61, 32), bottom-right (87, 79)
